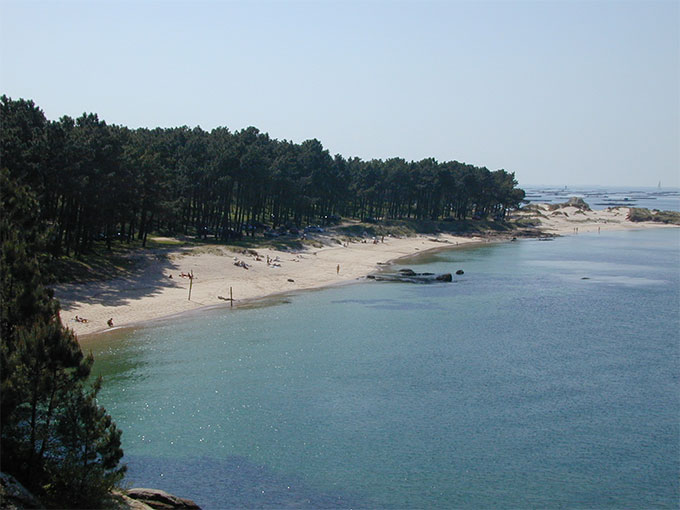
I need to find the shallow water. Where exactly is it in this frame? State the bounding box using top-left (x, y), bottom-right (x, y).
top-left (91, 228), bottom-right (680, 509)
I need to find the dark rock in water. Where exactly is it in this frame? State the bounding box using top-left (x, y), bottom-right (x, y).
top-left (0, 472), bottom-right (43, 509)
top-left (126, 488), bottom-right (201, 510)
top-left (581, 277), bottom-right (590, 280)
top-left (368, 272), bottom-right (452, 284)
top-left (455, 270), bottom-right (464, 275)
top-left (398, 268), bottom-right (416, 276)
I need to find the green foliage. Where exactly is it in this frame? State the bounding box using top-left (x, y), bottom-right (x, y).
top-left (0, 95), bottom-right (525, 256)
top-left (47, 377), bottom-right (125, 508)
top-left (1, 170), bottom-right (125, 508)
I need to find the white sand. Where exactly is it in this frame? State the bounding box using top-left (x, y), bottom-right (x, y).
top-left (514, 204), bottom-right (675, 235)
top-left (55, 206), bottom-right (676, 338)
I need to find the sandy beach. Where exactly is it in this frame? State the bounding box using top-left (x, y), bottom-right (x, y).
top-left (56, 206), bottom-right (677, 338)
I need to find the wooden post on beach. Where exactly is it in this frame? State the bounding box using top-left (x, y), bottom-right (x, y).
top-left (230, 286), bottom-right (233, 308)
top-left (188, 270), bottom-right (194, 301)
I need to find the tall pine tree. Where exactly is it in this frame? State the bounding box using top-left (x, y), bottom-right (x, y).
top-left (1, 169), bottom-right (126, 508)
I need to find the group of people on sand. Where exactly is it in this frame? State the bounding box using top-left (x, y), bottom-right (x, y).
top-left (72, 316), bottom-right (114, 328)
top-left (234, 259), bottom-right (250, 270)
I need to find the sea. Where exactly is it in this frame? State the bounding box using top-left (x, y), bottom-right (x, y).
top-left (522, 185), bottom-right (680, 212)
top-left (89, 223), bottom-right (680, 509)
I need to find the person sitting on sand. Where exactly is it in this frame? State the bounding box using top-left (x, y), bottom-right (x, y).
top-left (107, 318), bottom-right (114, 327)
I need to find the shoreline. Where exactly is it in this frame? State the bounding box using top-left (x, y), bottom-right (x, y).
top-left (62, 233), bottom-right (491, 341)
top-left (56, 205), bottom-right (678, 342)
top-left (76, 237), bottom-right (500, 345)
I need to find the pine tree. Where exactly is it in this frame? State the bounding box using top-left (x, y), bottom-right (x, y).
top-left (1, 169), bottom-right (126, 508)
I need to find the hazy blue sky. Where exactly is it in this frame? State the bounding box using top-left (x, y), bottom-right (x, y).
top-left (1, 0), bottom-right (678, 187)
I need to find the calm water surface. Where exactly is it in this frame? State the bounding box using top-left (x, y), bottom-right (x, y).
top-left (523, 185), bottom-right (680, 211)
top-left (90, 228), bottom-right (680, 509)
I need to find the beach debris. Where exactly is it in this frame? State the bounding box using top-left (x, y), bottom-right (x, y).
top-left (287, 278), bottom-right (295, 282)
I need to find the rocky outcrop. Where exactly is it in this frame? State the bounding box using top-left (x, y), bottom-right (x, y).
top-left (125, 488), bottom-right (201, 510)
top-left (367, 268), bottom-right (454, 283)
top-left (0, 473), bottom-right (43, 509)
top-left (0, 473), bottom-right (198, 510)
top-left (547, 197), bottom-right (591, 211)
top-left (111, 492), bottom-right (155, 510)
top-left (566, 197), bottom-right (591, 210)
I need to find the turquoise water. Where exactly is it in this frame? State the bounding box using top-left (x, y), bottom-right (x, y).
top-left (90, 228), bottom-right (680, 509)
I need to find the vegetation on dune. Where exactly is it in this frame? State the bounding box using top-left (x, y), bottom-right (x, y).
top-left (627, 207), bottom-right (680, 224)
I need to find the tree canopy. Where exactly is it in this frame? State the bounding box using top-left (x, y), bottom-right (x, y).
top-left (1, 95), bottom-right (525, 254)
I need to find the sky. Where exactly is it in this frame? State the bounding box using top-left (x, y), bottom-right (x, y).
top-left (1, 0), bottom-right (678, 187)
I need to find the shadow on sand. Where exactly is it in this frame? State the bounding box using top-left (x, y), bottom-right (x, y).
top-left (54, 248), bottom-right (185, 308)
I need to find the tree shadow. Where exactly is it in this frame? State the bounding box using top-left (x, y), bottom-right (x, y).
top-left (53, 248), bottom-right (185, 308)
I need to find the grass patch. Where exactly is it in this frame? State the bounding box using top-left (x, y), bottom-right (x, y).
top-left (336, 218), bottom-right (515, 237)
top-left (181, 245), bottom-right (228, 257)
top-left (511, 217), bottom-right (540, 228)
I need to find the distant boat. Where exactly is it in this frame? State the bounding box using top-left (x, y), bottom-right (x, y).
top-left (658, 181), bottom-right (662, 189)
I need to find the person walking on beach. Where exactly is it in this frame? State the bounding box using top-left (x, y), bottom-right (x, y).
top-left (337, 264), bottom-right (340, 275)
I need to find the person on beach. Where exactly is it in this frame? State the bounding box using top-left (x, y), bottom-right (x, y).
top-left (107, 318), bottom-right (114, 327)
top-left (337, 264), bottom-right (340, 275)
